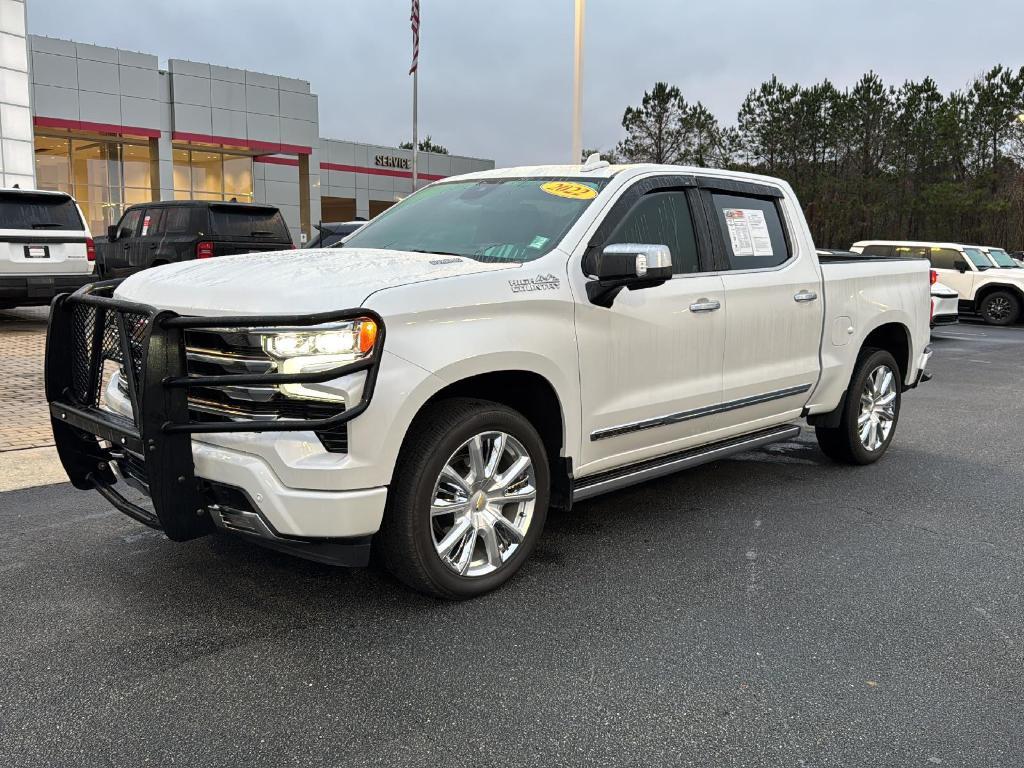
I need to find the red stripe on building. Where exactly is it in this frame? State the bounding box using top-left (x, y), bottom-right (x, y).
top-left (172, 131), bottom-right (312, 156)
top-left (320, 161), bottom-right (446, 181)
top-left (253, 155), bottom-right (300, 167)
top-left (34, 116), bottom-right (161, 139)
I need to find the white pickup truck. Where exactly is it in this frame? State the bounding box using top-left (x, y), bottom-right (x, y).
top-left (45, 162), bottom-right (931, 598)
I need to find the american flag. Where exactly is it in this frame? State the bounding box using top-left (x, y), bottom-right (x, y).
top-left (409, 0), bottom-right (420, 75)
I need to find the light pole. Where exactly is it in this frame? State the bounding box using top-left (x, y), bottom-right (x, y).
top-left (571, 0), bottom-right (585, 164)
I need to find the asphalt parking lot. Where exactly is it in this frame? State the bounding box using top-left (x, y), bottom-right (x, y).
top-left (0, 321), bottom-right (1022, 767)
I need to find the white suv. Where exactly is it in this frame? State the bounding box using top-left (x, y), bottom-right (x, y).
top-left (853, 240), bottom-right (1024, 325)
top-left (0, 188), bottom-right (95, 309)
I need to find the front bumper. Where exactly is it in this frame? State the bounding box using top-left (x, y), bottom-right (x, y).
top-left (0, 272), bottom-right (95, 306)
top-left (45, 280), bottom-right (387, 564)
top-left (192, 439), bottom-right (387, 538)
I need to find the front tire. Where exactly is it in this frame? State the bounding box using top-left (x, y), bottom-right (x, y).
top-left (815, 348), bottom-right (902, 465)
top-left (377, 398), bottom-right (550, 599)
top-left (978, 290), bottom-right (1020, 326)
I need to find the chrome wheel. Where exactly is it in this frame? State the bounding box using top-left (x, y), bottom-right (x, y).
top-left (985, 296), bottom-right (1012, 322)
top-left (430, 431), bottom-right (537, 577)
top-left (858, 364), bottom-right (897, 451)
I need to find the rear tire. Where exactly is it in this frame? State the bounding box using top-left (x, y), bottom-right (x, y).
top-left (978, 290), bottom-right (1020, 326)
top-left (815, 348), bottom-right (902, 465)
top-left (377, 397), bottom-right (550, 599)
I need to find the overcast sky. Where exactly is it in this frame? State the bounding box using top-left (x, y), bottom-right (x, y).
top-left (29, 0), bottom-right (1024, 166)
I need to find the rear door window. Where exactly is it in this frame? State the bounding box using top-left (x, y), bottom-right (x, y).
top-left (708, 193), bottom-right (790, 270)
top-left (209, 205), bottom-right (289, 241)
top-left (0, 192), bottom-right (84, 231)
top-left (926, 248), bottom-right (961, 270)
top-left (164, 207), bottom-right (196, 236)
top-left (140, 208), bottom-right (166, 237)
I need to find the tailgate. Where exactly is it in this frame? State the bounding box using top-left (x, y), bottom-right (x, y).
top-left (1, 234), bottom-right (91, 275)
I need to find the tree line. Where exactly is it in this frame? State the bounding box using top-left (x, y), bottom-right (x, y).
top-left (594, 67), bottom-right (1024, 250)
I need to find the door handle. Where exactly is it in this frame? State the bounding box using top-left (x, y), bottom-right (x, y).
top-left (794, 290), bottom-right (818, 303)
top-left (689, 298), bottom-right (721, 313)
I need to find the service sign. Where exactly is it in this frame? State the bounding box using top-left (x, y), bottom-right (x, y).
top-left (375, 155), bottom-right (411, 170)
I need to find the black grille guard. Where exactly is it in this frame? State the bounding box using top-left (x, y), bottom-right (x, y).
top-left (44, 279), bottom-right (385, 541)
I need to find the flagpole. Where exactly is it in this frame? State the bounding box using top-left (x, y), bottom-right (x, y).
top-left (412, 68), bottom-right (418, 190)
top-left (410, 0), bottom-right (420, 190)
top-left (571, 0), bottom-right (585, 163)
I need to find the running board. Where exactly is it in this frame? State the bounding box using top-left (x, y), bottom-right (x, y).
top-left (572, 424), bottom-right (801, 502)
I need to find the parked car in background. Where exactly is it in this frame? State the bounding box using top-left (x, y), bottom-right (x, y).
top-left (47, 163), bottom-right (932, 598)
top-left (95, 201), bottom-right (293, 278)
top-left (979, 246), bottom-right (1022, 270)
top-left (305, 221), bottom-right (366, 249)
top-left (930, 270), bottom-right (959, 328)
top-left (0, 188), bottom-right (95, 309)
top-left (852, 240), bottom-right (1024, 325)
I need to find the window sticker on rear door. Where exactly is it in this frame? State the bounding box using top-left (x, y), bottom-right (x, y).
top-left (723, 208), bottom-right (773, 257)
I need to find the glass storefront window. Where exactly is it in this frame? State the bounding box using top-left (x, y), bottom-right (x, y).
top-left (35, 136), bottom-right (71, 193)
top-left (72, 139), bottom-right (116, 190)
top-left (224, 155), bottom-right (253, 199)
top-left (173, 148), bottom-right (253, 202)
top-left (172, 148), bottom-right (192, 194)
top-left (34, 135), bottom-right (255, 234)
top-left (190, 151), bottom-right (223, 197)
top-left (122, 143), bottom-right (151, 190)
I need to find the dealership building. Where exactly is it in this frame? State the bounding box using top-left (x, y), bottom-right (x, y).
top-left (0, 1), bottom-right (494, 242)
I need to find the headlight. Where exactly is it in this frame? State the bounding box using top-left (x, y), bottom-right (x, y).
top-left (261, 319), bottom-right (378, 360)
top-left (258, 318), bottom-right (378, 403)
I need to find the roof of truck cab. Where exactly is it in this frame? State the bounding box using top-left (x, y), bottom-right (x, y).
top-left (444, 163), bottom-right (795, 188)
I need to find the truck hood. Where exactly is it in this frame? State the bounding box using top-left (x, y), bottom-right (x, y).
top-left (114, 247), bottom-right (520, 315)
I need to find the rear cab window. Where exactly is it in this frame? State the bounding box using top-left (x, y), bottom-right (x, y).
top-left (0, 191), bottom-right (85, 232)
top-left (209, 205), bottom-right (290, 242)
top-left (707, 192), bottom-right (790, 270)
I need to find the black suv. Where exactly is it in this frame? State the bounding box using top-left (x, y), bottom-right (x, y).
top-left (96, 201), bottom-right (293, 278)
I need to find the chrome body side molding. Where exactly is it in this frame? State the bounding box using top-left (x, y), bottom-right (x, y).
top-left (590, 384), bottom-right (812, 441)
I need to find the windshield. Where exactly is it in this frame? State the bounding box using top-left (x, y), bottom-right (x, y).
top-left (986, 247), bottom-right (1020, 268)
top-left (963, 248), bottom-right (991, 270)
top-left (341, 177), bottom-right (609, 263)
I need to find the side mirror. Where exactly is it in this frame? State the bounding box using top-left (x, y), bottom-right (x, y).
top-left (954, 259), bottom-right (968, 273)
top-left (586, 243), bottom-right (673, 307)
top-left (107, 224), bottom-right (118, 241)
top-left (593, 243), bottom-right (673, 281)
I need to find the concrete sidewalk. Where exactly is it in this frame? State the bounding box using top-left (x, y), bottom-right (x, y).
top-left (0, 445), bottom-right (66, 491)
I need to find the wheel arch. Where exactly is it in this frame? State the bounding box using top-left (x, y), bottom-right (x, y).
top-left (809, 320), bottom-right (912, 430)
top-left (400, 365), bottom-right (574, 510)
top-left (861, 321), bottom-right (912, 386)
top-left (974, 281), bottom-right (1024, 309)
